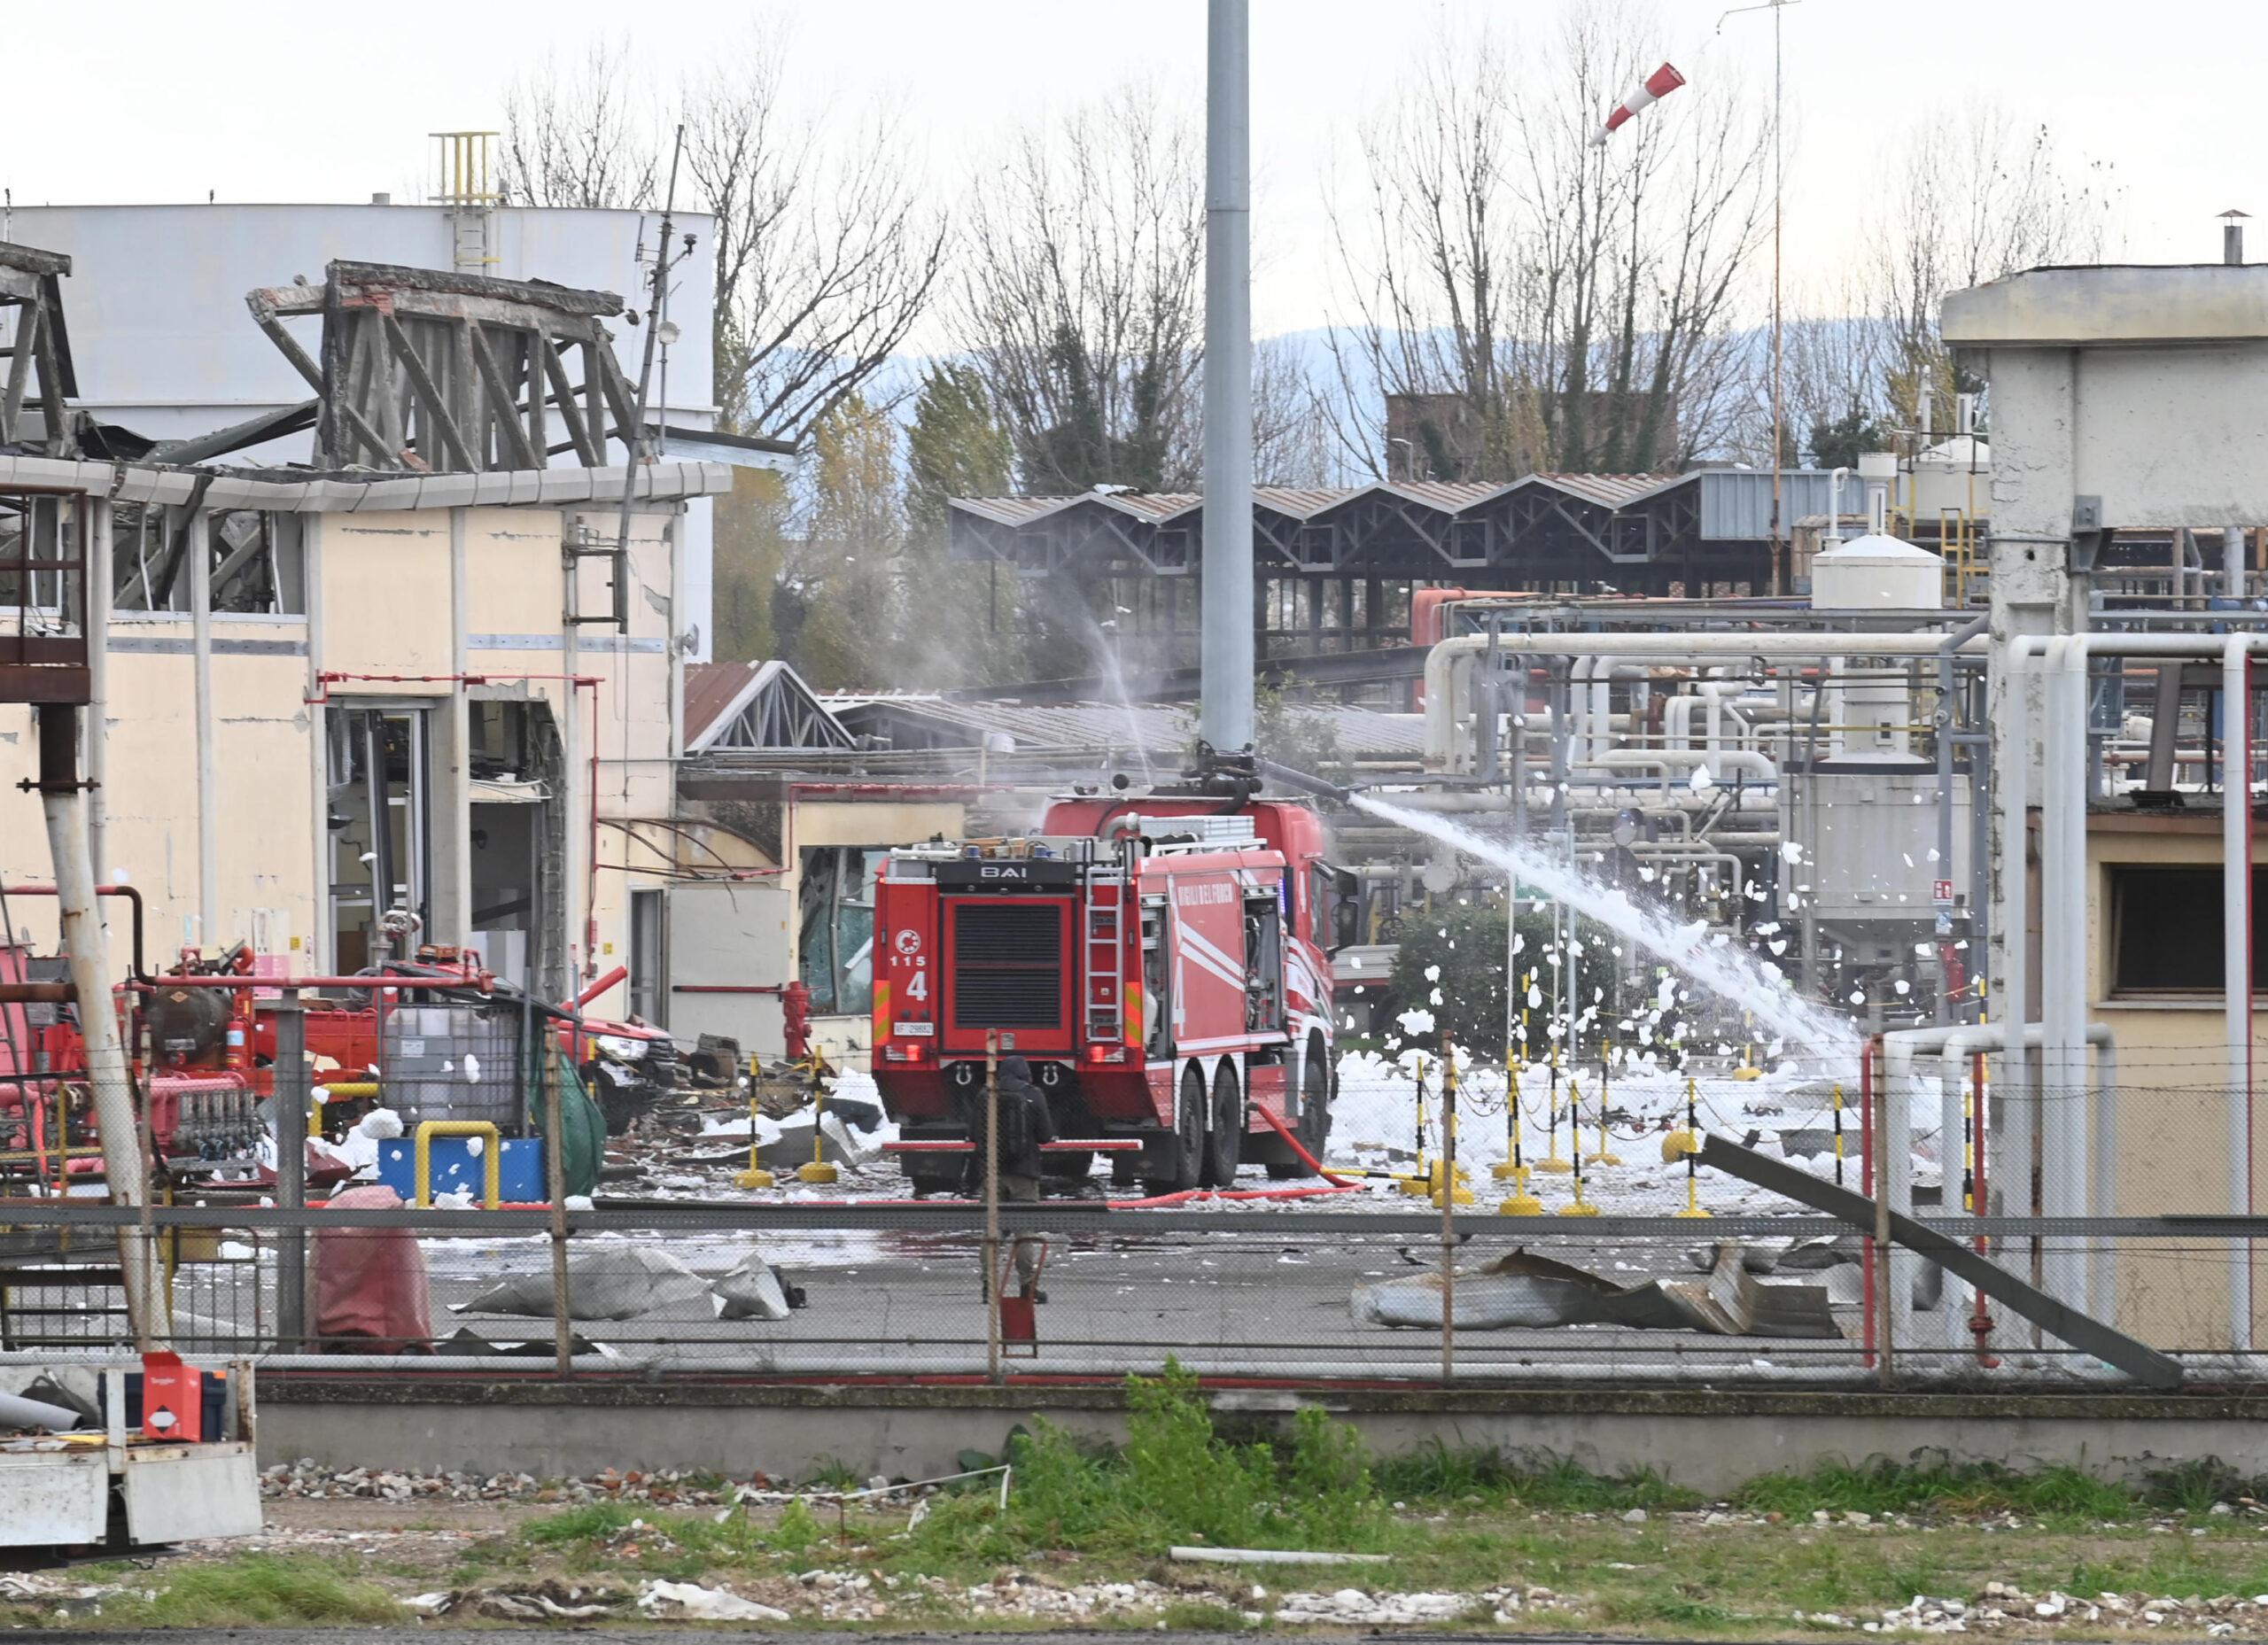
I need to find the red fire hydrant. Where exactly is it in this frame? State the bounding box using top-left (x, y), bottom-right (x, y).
top-left (781, 980), bottom-right (812, 1062)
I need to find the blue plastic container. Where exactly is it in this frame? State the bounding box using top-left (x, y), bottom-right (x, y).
top-left (375, 1135), bottom-right (545, 1204)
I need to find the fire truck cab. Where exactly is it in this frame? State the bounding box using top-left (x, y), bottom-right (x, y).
top-left (871, 794), bottom-right (1351, 1195)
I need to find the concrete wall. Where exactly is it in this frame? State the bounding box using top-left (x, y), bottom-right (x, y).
top-left (254, 1382), bottom-right (2268, 1494)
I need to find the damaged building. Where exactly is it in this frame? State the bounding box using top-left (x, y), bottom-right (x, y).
top-left (0, 223), bottom-right (788, 1016)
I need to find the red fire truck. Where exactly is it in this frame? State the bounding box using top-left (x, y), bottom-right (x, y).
top-left (870, 788), bottom-right (1353, 1196)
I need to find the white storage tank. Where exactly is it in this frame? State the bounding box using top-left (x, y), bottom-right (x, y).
top-left (1809, 532), bottom-right (1946, 611)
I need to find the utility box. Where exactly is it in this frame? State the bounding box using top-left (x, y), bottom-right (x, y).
top-left (0, 1359), bottom-right (260, 1551)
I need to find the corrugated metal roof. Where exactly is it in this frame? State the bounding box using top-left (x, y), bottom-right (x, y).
top-left (820, 694), bottom-right (1426, 760)
top-left (1386, 479), bottom-right (1517, 509)
top-left (952, 473), bottom-right (1712, 528)
top-left (684, 662), bottom-right (761, 747)
top-left (1531, 472), bottom-right (1684, 508)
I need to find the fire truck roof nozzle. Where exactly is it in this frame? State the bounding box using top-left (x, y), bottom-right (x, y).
top-left (1253, 757), bottom-right (1354, 807)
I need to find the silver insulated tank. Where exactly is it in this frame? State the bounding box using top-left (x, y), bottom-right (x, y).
top-left (382, 1004), bottom-right (523, 1131)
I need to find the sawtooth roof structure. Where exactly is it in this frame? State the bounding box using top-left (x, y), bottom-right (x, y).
top-left (951, 468), bottom-right (1866, 594)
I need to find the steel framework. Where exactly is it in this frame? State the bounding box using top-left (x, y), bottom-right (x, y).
top-left (245, 260), bottom-right (641, 474)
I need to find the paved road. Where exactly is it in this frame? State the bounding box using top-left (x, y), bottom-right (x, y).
top-left (21, 1624), bottom-right (1669, 1633)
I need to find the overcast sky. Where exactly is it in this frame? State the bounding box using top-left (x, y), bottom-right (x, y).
top-left (6, 0), bottom-right (2255, 342)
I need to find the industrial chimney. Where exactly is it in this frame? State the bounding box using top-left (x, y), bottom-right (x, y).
top-left (2222, 209), bottom-right (2249, 265)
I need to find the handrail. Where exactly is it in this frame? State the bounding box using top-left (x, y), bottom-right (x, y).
top-left (413, 1120), bottom-right (501, 1209)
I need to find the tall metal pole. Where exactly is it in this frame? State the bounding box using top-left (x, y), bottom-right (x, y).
top-left (1200, 0), bottom-right (1254, 754)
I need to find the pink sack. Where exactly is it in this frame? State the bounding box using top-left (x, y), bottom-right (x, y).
top-left (313, 1184), bottom-right (432, 1353)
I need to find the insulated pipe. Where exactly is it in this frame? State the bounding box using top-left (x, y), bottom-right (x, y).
top-left (2039, 635), bottom-right (2090, 1309)
top-left (190, 508), bottom-right (215, 950)
top-left (86, 498), bottom-right (110, 886)
top-left (1423, 632), bottom-right (1991, 772)
top-left (2000, 635), bottom-right (2035, 1241)
top-left (1890, 1020), bottom-right (2118, 1338)
top-left (2227, 633), bottom-right (2254, 1352)
top-left (35, 707), bottom-right (155, 1349)
top-left (1581, 749), bottom-right (1776, 781)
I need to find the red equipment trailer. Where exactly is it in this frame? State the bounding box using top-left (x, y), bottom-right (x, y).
top-left (870, 792), bottom-right (1355, 1195)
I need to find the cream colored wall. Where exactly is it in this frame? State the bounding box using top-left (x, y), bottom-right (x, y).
top-left (0, 503), bottom-right (680, 1011)
top-left (320, 512), bottom-right (452, 680)
top-left (2084, 825), bottom-right (2268, 1348)
top-left (0, 617), bottom-right (316, 959)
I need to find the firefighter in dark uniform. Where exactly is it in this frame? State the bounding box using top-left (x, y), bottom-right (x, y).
top-left (966, 1055), bottom-right (1055, 1300)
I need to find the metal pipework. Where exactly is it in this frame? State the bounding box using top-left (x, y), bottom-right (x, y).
top-left (1424, 631), bottom-right (1991, 773)
top-left (1885, 1021), bottom-right (2118, 1342)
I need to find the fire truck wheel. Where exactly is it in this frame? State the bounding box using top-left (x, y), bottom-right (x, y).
top-left (1200, 1060), bottom-right (1243, 1187)
top-left (1268, 1036), bottom-right (1334, 1178)
top-left (1146, 1062), bottom-right (1207, 1195)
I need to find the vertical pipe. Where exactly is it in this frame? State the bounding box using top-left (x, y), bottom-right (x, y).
top-left (1874, 1036), bottom-right (1893, 1384)
top-left (38, 706), bottom-right (153, 1348)
top-left (1198, 0), bottom-right (1254, 754)
top-left (305, 516), bottom-right (328, 974)
top-left (2226, 634), bottom-right (2253, 1351)
top-left (1860, 1038), bottom-right (1876, 1368)
top-left (273, 991), bottom-right (307, 1350)
top-left (2039, 638), bottom-right (2088, 1307)
top-left (984, 1030), bottom-right (1002, 1386)
top-left (546, 1029), bottom-right (571, 1377)
top-left (86, 498), bottom-right (110, 886)
top-left (1439, 1045), bottom-right (1455, 1383)
top-left (190, 508), bottom-right (215, 950)
top-left (1999, 639), bottom-right (2034, 1233)
top-left (437, 506), bottom-right (472, 947)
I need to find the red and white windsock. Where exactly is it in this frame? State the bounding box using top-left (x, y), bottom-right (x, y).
top-left (1592, 62), bottom-right (1687, 145)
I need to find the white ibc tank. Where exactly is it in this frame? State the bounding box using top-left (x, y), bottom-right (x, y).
top-left (1809, 532), bottom-right (1945, 611)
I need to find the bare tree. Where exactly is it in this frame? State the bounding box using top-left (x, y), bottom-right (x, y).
top-left (1252, 335), bottom-right (1337, 488)
top-left (500, 42), bottom-right (656, 211)
top-left (957, 85), bottom-right (1207, 493)
top-left (1326, 6), bottom-right (1770, 479)
top-left (687, 43), bottom-right (948, 439)
top-left (501, 32), bottom-right (946, 445)
top-left (1868, 107), bottom-right (2115, 431)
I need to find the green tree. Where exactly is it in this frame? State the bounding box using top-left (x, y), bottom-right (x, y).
top-left (711, 466), bottom-right (789, 663)
top-left (901, 365), bottom-right (1025, 687)
top-left (778, 395), bottom-right (904, 688)
top-left (906, 363), bottom-right (1014, 542)
top-left (1806, 408), bottom-right (1890, 471)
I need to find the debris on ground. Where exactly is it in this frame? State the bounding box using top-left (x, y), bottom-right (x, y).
top-left (638, 1579), bottom-right (789, 1621)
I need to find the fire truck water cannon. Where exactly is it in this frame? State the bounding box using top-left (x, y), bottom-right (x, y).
top-left (870, 775), bottom-right (1362, 1199)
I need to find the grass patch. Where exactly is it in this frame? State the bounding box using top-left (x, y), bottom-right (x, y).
top-left (1732, 1457), bottom-right (2137, 1523)
top-left (102, 1556), bottom-right (405, 1627)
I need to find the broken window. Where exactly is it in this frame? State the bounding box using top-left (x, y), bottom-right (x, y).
top-left (110, 504), bottom-right (305, 614)
top-left (797, 847), bottom-right (883, 1016)
top-left (0, 491), bottom-right (83, 619)
top-left (328, 707), bottom-right (430, 973)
